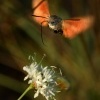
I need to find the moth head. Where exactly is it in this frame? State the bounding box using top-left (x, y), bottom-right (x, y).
top-left (48, 15), bottom-right (62, 30)
top-left (48, 15), bottom-right (62, 25)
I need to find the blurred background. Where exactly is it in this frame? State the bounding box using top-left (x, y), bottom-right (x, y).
top-left (0, 0), bottom-right (100, 100)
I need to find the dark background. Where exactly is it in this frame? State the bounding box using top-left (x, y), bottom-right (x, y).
top-left (0, 0), bottom-right (100, 100)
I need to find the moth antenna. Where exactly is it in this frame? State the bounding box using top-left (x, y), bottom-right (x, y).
top-left (65, 18), bottom-right (80, 21)
top-left (32, 14), bottom-right (48, 45)
top-left (32, 14), bottom-right (47, 19)
top-left (41, 21), bottom-right (48, 46)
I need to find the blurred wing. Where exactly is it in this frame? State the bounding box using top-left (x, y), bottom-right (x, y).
top-left (62, 16), bottom-right (94, 38)
top-left (32, 0), bottom-right (50, 26)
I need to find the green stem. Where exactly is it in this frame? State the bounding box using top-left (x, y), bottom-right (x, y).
top-left (17, 84), bottom-right (33, 100)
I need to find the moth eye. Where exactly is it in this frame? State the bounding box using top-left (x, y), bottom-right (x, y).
top-left (59, 29), bottom-right (63, 34)
top-left (51, 21), bottom-right (55, 24)
top-left (54, 29), bottom-right (63, 35)
top-left (54, 30), bottom-right (58, 33)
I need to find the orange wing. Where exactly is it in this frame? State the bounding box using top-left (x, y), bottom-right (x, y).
top-left (32, 0), bottom-right (50, 26)
top-left (62, 16), bottom-right (94, 38)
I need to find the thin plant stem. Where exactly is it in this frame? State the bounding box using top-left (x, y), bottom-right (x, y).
top-left (17, 84), bottom-right (33, 100)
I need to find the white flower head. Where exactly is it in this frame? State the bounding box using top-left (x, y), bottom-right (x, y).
top-left (23, 54), bottom-right (69, 100)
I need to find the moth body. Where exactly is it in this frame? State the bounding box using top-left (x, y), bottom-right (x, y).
top-left (32, 0), bottom-right (94, 39)
top-left (48, 15), bottom-right (63, 34)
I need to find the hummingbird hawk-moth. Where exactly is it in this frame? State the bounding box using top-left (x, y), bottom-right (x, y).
top-left (32, 0), bottom-right (94, 43)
